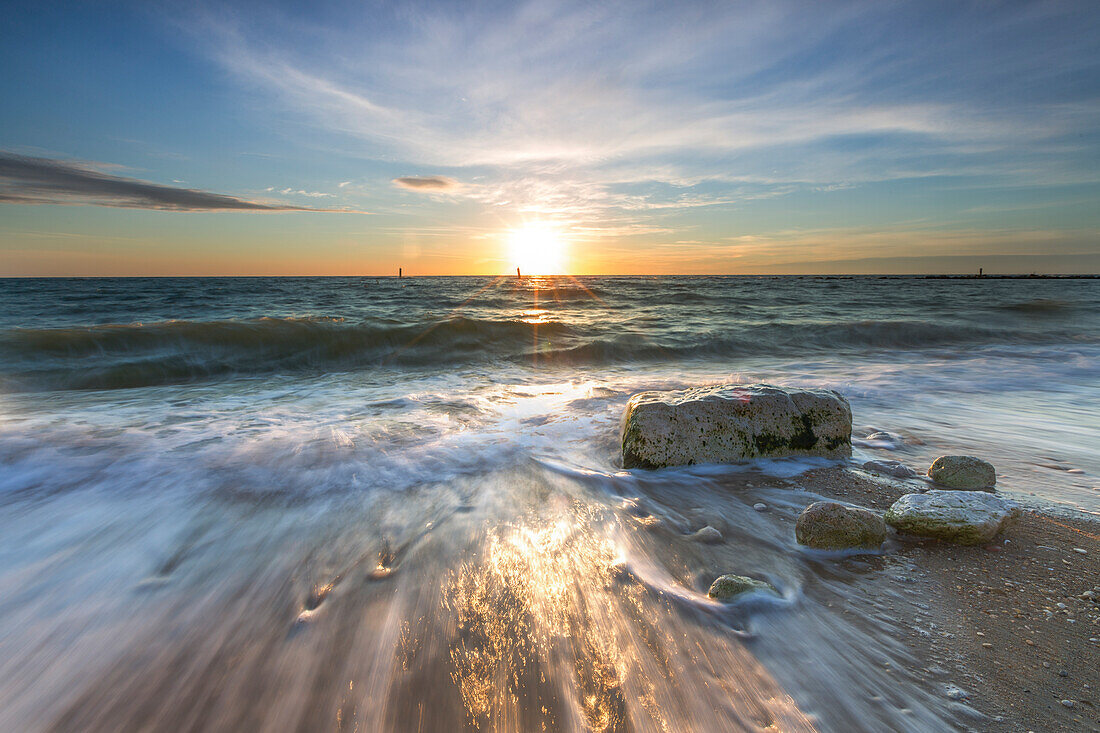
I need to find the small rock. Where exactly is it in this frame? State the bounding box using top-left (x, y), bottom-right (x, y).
top-left (795, 501), bottom-right (887, 550)
top-left (863, 458), bottom-right (918, 478)
top-left (1073, 548), bottom-right (1087, 555)
top-left (1060, 699), bottom-right (1075, 709)
top-left (707, 574), bottom-right (777, 601)
top-left (690, 526), bottom-right (723, 544)
top-left (753, 502), bottom-right (768, 512)
top-left (944, 684), bottom-right (968, 700)
top-left (1058, 669), bottom-right (1069, 677)
top-left (862, 431), bottom-right (901, 448)
top-left (928, 455), bottom-right (996, 490)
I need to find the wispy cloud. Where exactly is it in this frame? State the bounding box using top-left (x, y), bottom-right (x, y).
top-left (0, 152), bottom-right (342, 211)
top-left (186, 0), bottom-right (1099, 240)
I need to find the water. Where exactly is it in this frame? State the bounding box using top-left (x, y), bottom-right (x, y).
top-left (0, 275), bottom-right (1097, 731)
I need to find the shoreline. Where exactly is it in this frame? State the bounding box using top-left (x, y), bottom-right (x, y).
top-left (798, 466), bottom-right (1100, 731)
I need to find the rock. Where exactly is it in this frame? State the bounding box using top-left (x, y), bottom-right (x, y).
top-left (927, 455), bottom-right (996, 490)
top-left (795, 501), bottom-right (887, 550)
top-left (863, 458), bottom-right (918, 478)
top-left (1060, 699), bottom-right (1075, 709)
top-left (862, 431), bottom-right (901, 448)
top-left (707, 574), bottom-right (777, 601)
top-left (753, 502), bottom-right (768, 512)
top-left (885, 490), bottom-right (1020, 545)
top-left (690, 526), bottom-right (723, 544)
top-left (622, 384), bottom-right (852, 469)
top-left (944, 684), bottom-right (968, 700)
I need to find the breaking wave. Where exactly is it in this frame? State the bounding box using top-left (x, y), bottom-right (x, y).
top-left (0, 314), bottom-right (1092, 391)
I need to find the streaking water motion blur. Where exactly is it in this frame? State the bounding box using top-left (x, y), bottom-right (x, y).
top-left (0, 276), bottom-right (1097, 731)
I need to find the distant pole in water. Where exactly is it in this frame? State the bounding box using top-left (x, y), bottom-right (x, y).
top-left (979, 267), bottom-right (983, 277)
top-left (517, 267), bottom-right (521, 278)
top-left (399, 267), bottom-right (402, 278)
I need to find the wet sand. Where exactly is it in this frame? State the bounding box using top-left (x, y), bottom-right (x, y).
top-left (800, 467), bottom-right (1100, 731)
top-left (2, 457), bottom-right (1096, 732)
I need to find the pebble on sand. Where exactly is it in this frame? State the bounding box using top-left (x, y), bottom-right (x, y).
top-left (862, 458), bottom-right (918, 478)
top-left (944, 684), bottom-right (968, 700)
top-left (690, 526), bottom-right (723, 544)
top-left (753, 502), bottom-right (768, 512)
top-left (707, 574), bottom-right (778, 601)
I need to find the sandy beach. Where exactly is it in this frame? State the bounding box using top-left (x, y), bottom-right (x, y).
top-left (771, 467), bottom-right (1100, 731)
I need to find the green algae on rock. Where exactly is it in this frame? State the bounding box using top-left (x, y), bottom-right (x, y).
top-left (885, 490), bottom-right (1020, 545)
top-left (795, 501), bottom-right (887, 550)
top-left (707, 574), bottom-right (778, 601)
top-left (927, 455), bottom-right (996, 490)
top-left (621, 383), bottom-right (852, 469)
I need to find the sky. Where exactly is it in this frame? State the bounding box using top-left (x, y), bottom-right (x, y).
top-left (1, 0), bottom-right (1098, 275)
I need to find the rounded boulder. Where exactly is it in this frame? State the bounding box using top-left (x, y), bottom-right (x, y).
top-left (795, 501), bottom-right (887, 550)
top-left (928, 456), bottom-right (996, 490)
top-left (885, 490), bottom-right (1019, 545)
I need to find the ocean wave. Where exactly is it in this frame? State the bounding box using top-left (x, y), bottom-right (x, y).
top-left (0, 316), bottom-right (1092, 392)
top-left (996, 298), bottom-right (1072, 313)
top-left (539, 319), bottom-right (1095, 365)
top-left (0, 316), bottom-right (574, 391)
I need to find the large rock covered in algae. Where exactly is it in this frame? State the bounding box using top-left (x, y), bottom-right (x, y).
top-left (621, 384), bottom-right (852, 469)
top-left (707, 574), bottom-right (778, 601)
top-left (885, 490), bottom-right (1020, 545)
top-left (927, 455), bottom-right (996, 490)
top-left (795, 501), bottom-right (887, 550)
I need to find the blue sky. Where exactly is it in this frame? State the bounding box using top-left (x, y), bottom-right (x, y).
top-left (1, 0), bottom-right (1098, 274)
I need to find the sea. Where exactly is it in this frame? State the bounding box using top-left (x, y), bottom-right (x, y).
top-left (0, 275), bottom-right (1097, 731)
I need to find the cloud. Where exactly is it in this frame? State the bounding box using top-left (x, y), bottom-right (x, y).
top-left (0, 152), bottom-right (340, 211)
top-left (393, 175), bottom-right (461, 192)
top-left (174, 0), bottom-right (1100, 251)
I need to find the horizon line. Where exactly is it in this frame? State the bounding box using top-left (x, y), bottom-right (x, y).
top-left (2, 273), bottom-right (1097, 279)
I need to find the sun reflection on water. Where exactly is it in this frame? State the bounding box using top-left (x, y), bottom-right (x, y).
top-left (443, 505), bottom-right (626, 730)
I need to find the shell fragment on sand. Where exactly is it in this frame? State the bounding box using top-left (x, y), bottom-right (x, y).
top-left (885, 490), bottom-right (1020, 545)
top-left (795, 501), bottom-right (887, 550)
top-left (622, 383), bottom-right (852, 469)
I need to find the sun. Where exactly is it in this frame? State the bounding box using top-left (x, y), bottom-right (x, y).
top-left (507, 223), bottom-right (568, 275)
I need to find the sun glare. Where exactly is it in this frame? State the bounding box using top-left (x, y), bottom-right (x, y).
top-left (508, 223), bottom-right (567, 274)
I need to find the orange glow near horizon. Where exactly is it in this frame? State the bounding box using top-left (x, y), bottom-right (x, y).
top-left (507, 223), bottom-right (568, 275)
